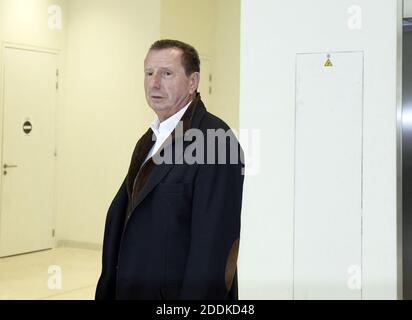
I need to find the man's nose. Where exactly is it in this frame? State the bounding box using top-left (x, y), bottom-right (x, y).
top-left (150, 73), bottom-right (161, 89)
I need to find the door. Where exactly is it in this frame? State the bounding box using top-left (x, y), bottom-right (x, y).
top-left (294, 52), bottom-right (364, 299)
top-left (0, 47), bottom-right (57, 257)
top-left (403, 19), bottom-right (412, 300)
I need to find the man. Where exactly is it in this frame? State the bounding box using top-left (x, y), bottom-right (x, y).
top-left (95, 39), bottom-right (244, 300)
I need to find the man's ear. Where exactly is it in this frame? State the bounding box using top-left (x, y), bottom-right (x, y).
top-left (189, 72), bottom-right (200, 95)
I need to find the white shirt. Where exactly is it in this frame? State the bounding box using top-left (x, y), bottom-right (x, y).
top-left (143, 101), bottom-right (192, 164)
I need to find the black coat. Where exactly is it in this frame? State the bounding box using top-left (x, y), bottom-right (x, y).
top-left (95, 96), bottom-right (245, 300)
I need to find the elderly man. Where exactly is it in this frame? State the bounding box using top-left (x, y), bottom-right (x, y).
top-left (95, 39), bottom-right (244, 300)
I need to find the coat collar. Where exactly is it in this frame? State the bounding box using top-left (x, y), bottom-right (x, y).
top-left (125, 93), bottom-right (206, 206)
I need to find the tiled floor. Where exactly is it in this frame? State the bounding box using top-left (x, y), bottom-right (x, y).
top-left (0, 247), bottom-right (102, 300)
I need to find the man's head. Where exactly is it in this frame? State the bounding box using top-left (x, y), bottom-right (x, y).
top-left (144, 39), bottom-right (200, 122)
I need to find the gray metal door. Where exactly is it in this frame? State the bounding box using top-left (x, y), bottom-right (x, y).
top-left (402, 19), bottom-right (412, 300)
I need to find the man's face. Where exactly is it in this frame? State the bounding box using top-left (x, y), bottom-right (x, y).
top-left (144, 48), bottom-right (199, 121)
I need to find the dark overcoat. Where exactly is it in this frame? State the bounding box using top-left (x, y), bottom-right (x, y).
top-left (95, 95), bottom-right (244, 299)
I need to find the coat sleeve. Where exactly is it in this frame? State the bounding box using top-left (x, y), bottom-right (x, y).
top-left (178, 144), bottom-right (245, 300)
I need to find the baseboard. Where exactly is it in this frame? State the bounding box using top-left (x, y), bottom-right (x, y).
top-left (57, 240), bottom-right (102, 251)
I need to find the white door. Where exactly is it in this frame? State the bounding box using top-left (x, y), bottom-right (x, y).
top-left (294, 52), bottom-right (364, 299)
top-left (0, 47), bottom-right (57, 257)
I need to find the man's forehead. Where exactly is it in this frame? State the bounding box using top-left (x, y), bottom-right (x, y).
top-left (144, 48), bottom-right (183, 67)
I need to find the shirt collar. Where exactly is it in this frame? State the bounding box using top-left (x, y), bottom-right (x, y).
top-left (149, 100), bottom-right (192, 137)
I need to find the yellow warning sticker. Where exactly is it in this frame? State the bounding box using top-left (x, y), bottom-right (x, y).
top-left (324, 58), bottom-right (333, 67)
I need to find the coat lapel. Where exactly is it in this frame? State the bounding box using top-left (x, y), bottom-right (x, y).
top-left (125, 128), bottom-right (156, 199)
top-left (128, 93), bottom-right (206, 213)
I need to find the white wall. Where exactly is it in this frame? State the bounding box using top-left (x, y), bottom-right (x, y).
top-left (160, 0), bottom-right (240, 130)
top-left (160, 0), bottom-right (216, 58)
top-left (160, 0), bottom-right (217, 117)
top-left (239, 0), bottom-right (402, 299)
top-left (0, 0), bottom-right (67, 48)
top-left (56, 0), bottom-right (161, 245)
top-left (214, 0), bottom-right (240, 131)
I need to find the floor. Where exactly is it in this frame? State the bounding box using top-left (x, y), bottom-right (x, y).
top-left (0, 247), bottom-right (102, 300)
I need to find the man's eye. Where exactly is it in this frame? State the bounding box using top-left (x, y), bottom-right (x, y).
top-left (145, 71), bottom-right (153, 76)
top-left (164, 71), bottom-right (172, 76)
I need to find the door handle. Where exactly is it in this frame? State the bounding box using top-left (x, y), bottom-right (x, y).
top-left (3, 164), bottom-right (18, 169)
